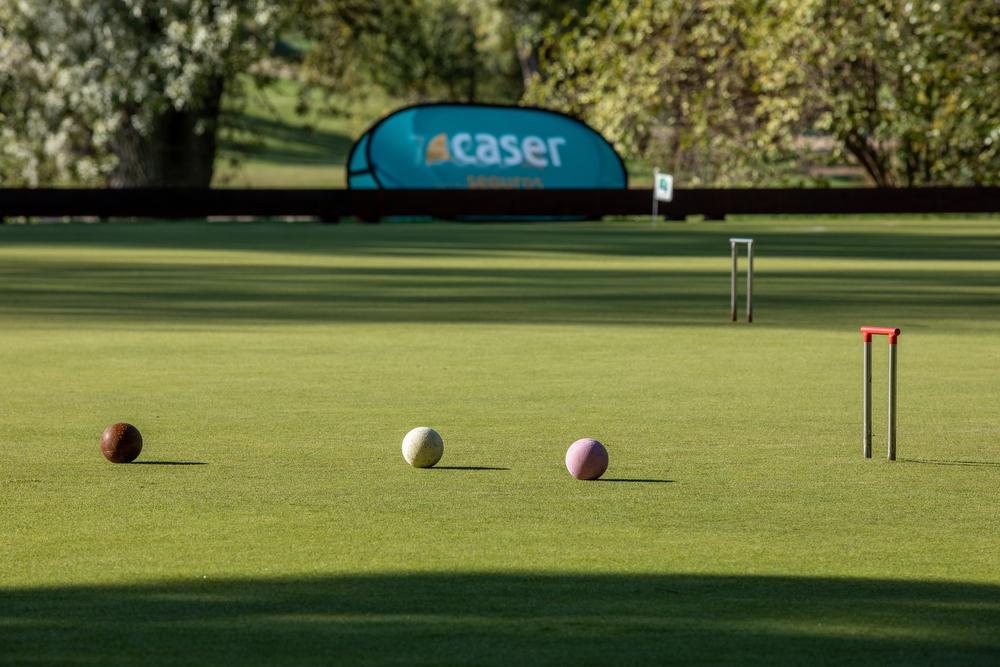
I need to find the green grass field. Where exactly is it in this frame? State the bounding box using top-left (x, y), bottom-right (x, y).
top-left (1, 216), bottom-right (999, 665)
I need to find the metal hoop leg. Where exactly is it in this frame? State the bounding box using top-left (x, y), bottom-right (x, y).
top-left (730, 243), bottom-right (738, 322)
top-left (729, 239), bottom-right (753, 323)
top-left (888, 343), bottom-right (897, 461)
top-left (863, 340), bottom-right (872, 458)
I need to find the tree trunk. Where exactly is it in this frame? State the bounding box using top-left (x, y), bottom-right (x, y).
top-left (844, 132), bottom-right (893, 187)
top-left (465, 11), bottom-right (477, 103)
top-left (515, 39), bottom-right (540, 90)
top-left (109, 76), bottom-right (225, 188)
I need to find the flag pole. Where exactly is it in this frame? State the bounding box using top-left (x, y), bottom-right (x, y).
top-left (652, 167), bottom-right (660, 225)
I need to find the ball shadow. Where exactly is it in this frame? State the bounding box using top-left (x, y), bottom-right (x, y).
top-left (132, 461), bottom-right (208, 466)
top-left (599, 477), bottom-right (674, 484)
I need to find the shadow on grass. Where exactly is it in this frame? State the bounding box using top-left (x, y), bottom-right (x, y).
top-left (2, 573), bottom-right (999, 666)
top-left (131, 461), bottom-right (208, 466)
top-left (218, 115), bottom-right (353, 166)
top-left (2, 219), bottom-right (999, 262)
top-left (900, 458), bottom-right (1000, 468)
top-left (0, 222), bottom-right (997, 328)
top-left (0, 261), bottom-right (994, 329)
top-left (431, 466), bottom-right (510, 471)
top-left (599, 477), bottom-right (674, 483)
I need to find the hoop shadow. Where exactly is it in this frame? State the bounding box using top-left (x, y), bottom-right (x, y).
top-left (900, 458), bottom-right (1000, 468)
top-left (132, 461), bottom-right (208, 466)
top-left (600, 478), bottom-right (674, 484)
top-left (432, 466), bottom-right (510, 471)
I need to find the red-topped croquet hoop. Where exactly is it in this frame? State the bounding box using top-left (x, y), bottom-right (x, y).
top-left (860, 326), bottom-right (901, 460)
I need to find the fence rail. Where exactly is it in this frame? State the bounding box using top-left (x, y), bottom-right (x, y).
top-left (0, 187), bottom-right (997, 220)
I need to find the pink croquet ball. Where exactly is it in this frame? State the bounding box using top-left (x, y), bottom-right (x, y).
top-left (565, 438), bottom-right (609, 480)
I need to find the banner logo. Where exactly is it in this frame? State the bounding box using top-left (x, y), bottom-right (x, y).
top-left (421, 132), bottom-right (566, 169)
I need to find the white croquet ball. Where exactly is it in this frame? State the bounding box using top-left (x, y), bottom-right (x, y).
top-left (401, 427), bottom-right (444, 468)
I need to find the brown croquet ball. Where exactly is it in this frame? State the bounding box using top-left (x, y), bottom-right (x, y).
top-left (100, 423), bottom-right (143, 463)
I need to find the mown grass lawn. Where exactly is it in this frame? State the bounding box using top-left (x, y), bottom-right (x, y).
top-left (1, 215), bottom-right (999, 665)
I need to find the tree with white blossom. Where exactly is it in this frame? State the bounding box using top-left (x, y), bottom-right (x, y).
top-left (0, 0), bottom-right (277, 187)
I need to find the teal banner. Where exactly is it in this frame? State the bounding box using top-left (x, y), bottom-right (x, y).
top-left (348, 104), bottom-right (627, 190)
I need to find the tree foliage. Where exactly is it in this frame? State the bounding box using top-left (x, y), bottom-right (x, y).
top-left (527, 0), bottom-right (1000, 186)
top-left (525, 0), bottom-right (810, 186)
top-left (298, 0), bottom-right (591, 104)
top-left (0, 0), bottom-right (277, 186)
top-left (806, 0), bottom-right (1000, 186)
top-left (492, 0), bottom-right (590, 87)
top-left (300, 0), bottom-right (522, 103)
top-left (2, 0), bottom-right (995, 187)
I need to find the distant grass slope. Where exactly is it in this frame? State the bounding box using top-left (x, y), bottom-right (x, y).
top-left (214, 77), bottom-right (399, 188)
top-left (1, 216), bottom-right (999, 665)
